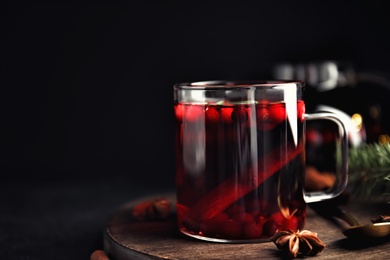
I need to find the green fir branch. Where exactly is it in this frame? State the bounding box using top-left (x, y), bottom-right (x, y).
top-left (346, 142), bottom-right (390, 199)
top-left (348, 142), bottom-right (390, 170)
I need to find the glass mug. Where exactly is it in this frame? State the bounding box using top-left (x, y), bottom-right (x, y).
top-left (173, 80), bottom-right (348, 243)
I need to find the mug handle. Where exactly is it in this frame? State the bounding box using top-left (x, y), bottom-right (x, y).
top-left (303, 112), bottom-right (349, 203)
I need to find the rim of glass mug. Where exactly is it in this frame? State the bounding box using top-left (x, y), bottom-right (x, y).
top-left (174, 80), bottom-right (305, 105)
top-left (174, 80), bottom-right (305, 90)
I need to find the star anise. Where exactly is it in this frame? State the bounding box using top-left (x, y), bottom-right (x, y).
top-left (371, 215), bottom-right (390, 224)
top-left (131, 197), bottom-right (171, 221)
top-left (271, 229), bottom-right (326, 258)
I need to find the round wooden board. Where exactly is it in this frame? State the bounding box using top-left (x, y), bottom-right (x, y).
top-left (103, 193), bottom-right (390, 260)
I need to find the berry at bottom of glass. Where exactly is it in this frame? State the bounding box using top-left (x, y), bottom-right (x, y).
top-left (175, 100), bottom-right (306, 242)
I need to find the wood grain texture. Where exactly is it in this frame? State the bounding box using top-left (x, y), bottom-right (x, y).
top-left (104, 193), bottom-right (390, 260)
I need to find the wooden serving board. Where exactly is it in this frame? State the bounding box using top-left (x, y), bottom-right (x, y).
top-left (103, 193), bottom-right (390, 260)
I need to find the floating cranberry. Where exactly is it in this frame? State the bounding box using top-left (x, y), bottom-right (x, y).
top-left (174, 104), bottom-right (185, 122)
top-left (220, 107), bottom-right (234, 124)
top-left (205, 106), bottom-right (220, 123)
top-left (297, 100), bottom-right (305, 122)
top-left (243, 220), bottom-right (263, 239)
top-left (269, 103), bottom-right (286, 124)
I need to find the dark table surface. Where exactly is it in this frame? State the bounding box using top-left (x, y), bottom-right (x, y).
top-left (2, 175), bottom-right (390, 260)
top-left (0, 175), bottom-right (174, 260)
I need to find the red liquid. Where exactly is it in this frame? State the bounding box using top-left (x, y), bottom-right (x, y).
top-left (175, 100), bottom-right (306, 241)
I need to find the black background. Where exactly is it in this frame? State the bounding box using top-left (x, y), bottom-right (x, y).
top-left (2, 0), bottom-right (390, 186)
top-left (1, 1), bottom-right (390, 259)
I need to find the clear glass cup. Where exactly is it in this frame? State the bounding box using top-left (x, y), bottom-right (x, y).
top-left (173, 80), bottom-right (348, 243)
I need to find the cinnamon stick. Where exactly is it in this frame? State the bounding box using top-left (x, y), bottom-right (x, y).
top-left (190, 143), bottom-right (303, 221)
